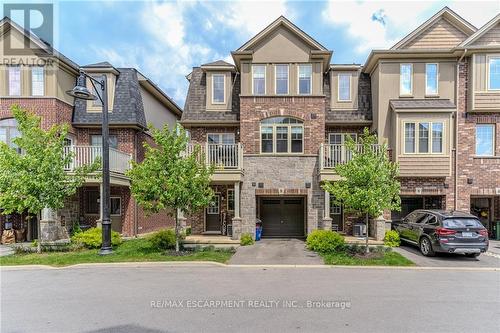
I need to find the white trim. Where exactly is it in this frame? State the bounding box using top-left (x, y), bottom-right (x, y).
top-left (400, 63), bottom-right (413, 97)
top-left (475, 124), bottom-right (496, 157)
top-left (7, 65), bottom-right (21, 96)
top-left (252, 64), bottom-right (266, 95)
top-left (425, 63), bottom-right (439, 96)
top-left (274, 64), bottom-right (289, 95)
top-left (297, 63), bottom-right (312, 95)
top-left (211, 73), bottom-right (226, 104)
top-left (259, 118), bottom-right (304, 154)
top-left (402, 121), bottom-right (445, 155)
top-left (207, 194), bottom-right (220, 215)
top-left (31, 66), bottom-right (45, 96)
top-left (337, 73), bottom-right (352, 102)
top-left (487, 55), bottom-right (500, 91)
top-left (110, 196), bottom-right (122, 216)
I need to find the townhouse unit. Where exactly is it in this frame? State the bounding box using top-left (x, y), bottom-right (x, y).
top-left (182, 7), bottom-right (500, 240)
top-left (0, 17), bottom-right (182, 240)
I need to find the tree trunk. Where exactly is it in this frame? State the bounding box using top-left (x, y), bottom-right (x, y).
top-left (365, 213), bottom-right (369, 254)
top-left (175, 210), bottom-right (180, 252)
top-left (37, 211), bottom-right (41, 254)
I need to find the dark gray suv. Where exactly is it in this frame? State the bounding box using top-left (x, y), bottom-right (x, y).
top-left (393, 210), bottom-right (489, 257)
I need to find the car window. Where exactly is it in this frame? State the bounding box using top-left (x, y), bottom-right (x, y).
top-left (425, 216), bottom-right (438, 225)
top-left (443, 218), bottom-right (483, 228)
top-left (414, 213), bottom-right (428, 224)
top-left (404, 212), bottom-right (417, 223)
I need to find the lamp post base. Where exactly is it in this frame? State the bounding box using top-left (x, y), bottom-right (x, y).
top-left (98, 247), bottom-right (113, 255)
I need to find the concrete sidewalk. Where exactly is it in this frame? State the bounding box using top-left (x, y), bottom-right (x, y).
top-left (228, 238), bottom-right (323, 265)
top-left (0, 244), bottom-right (14, 257)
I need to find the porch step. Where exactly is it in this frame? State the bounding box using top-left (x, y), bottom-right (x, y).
top-left (183, 235), bottom-right (240, 249)
top-left (344, 236), bottom-right (384, 246)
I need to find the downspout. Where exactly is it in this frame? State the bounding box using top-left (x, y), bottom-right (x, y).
top-left (455, 49), bottom-right (467, 211)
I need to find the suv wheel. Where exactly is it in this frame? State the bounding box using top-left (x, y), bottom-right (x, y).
top-left (419, 237), bottom-right (435, 257)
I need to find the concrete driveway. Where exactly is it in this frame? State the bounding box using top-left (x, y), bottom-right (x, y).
top-left (393, 243), bottom-right (500, 268)
top-left (228, 238), bottom-right (323, 265)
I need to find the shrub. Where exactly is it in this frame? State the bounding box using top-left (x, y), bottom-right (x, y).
top-left (147, 229), bottom-right (183, 251)
top-left (240, 233), bottom-right (254, 246)
top-left (306, 230), bottom-right (345, 253)
top-left (185, 227), bottom-right (192, 236)
top-left (71, 227), bottom-right (122, 249)
top-left (383, 230), bottom-right (401, 247)
top-left (345, 243), bottom-right (365, 255)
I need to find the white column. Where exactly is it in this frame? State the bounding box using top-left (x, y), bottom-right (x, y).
top-left (234, 181), bottom-right (240, 219)
top-left (324, 190), bottom-right (330, 219)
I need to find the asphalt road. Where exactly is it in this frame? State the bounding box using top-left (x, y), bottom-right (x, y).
top-left (1, 264), bottom-right (499, 333)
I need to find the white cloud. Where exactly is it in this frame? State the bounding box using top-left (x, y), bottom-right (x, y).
top-left (322, 0), bottom-right (499, 54)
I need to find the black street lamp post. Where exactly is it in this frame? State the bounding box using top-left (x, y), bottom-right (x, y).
top-left (67, 71), bottom-right (112, 255)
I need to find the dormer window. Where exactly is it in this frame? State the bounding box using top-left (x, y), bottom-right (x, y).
top-left (31, 66), bottom-right (44, 96)
top-left (298, 64), bottom-right (312, 95)
top-left (275, 64), bottom-right (289, 95)
top-left (212, 74), bottom-right (225, 104)
top-left (338, 73), bottom-right (351, 101)
top-left (252, 65), bottom-right (266, 95)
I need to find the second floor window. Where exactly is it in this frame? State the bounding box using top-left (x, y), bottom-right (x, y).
top-left (400, 64), bottom-right (412, 96)
top-left (425, 63), bottom-right (438, 95)
top-left (0, 118), bottom-right (20, 152)
top-left (489, 57), bottom-right (500, 90)
top-left (91, 134), bottom-right (118, 149)
top-left (8, 66), bottom-right (21, 96)
top-left (207, 133), bottom-right (235, 144)
top-left (476, 124), bottom-right (495, 156)
top-left (298, 64), bottom-right (312, 94)
top-left (212, 74), bottom-right (225, 104)
top-left (260, 117), bottom-right (303, 154)
top-left (338, 74), bottom-right (351, 101)
top-left (275, 65), bottom-right (288, 95)
top-left (404, 121), bottom-right (444, 154)
top-left (252, 65), bottom-right (266, 95)
top-left (31, 66), bottom-right (44, 96)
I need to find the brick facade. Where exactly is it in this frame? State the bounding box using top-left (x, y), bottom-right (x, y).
top-left (240, 96), bottom-right (325, 155)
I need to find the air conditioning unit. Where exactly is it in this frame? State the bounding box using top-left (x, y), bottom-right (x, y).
top-left (353, 223), bottom-right (366, 237)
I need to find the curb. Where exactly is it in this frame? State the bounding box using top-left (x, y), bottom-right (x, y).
top-left (1, 261), bottom-right (499, 271)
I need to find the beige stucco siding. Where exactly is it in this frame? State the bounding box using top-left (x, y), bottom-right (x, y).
top-left (205, 71), bottom-right (232, 111)
top-left (471, 53), bottom-right (500, 111)
top-left (330, 70), bottom-right (359, 110)
top-left (140, 86), bottom-right (178, 129)
top-left (252, 26), bottom-right (311, 63)
top-left (394, 112), bottom-right (452, 177)
top-left (471, 22), bottom-right (500, 46)
top-left (372, 60), bottom-right (456, 142)
top-left (403, 18), bottom-right (468, 49)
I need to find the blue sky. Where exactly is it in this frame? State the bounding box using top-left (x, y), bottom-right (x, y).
top-left (3, 0), bottom-right (500, 107)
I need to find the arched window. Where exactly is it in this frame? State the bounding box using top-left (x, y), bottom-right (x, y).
top-left (0, 118), bottom-right (19, 148)
top-left (260, 117), bottom-right (303, 154)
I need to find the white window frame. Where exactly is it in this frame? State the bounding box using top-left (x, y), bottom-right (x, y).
top-left (328, 133), bottom-right (357, 145)
top-left (31, 66), bottom-right (44, 96)
top-left (475, 124), bottom-right (495, 156)
top-left (207, 133), bottom-right (235, 145)
top-left (259, 118), bottom-right (304, 154)
top-left (425, 63), bottom-right (439, 96)
top-left (400, 63), bottom-right (413, 96)
top-left (110, 196), bottom-right (122, 216)
top-left (403, 121), bottom-right (445, 155)
top-left (212, 73), bottom-right (225, 104)
top-left (337, 73), bottom-right (352, 102)
top-left (252, 64), bottom-right (266, 95)
top-left (227, 188), bottom-right (234, 212)
top-left (487, 56), bottom-right (500, 91)
top-left (207, 194), bottom-right (220, 214)
top-left (8, 66), bottom-right (21, 96)
top-left (297, 64), bottom-right (312, 95)
top-left (274, 64), bottom-right (289, 95)
top-left (403, 122), bottom-right (416, 154)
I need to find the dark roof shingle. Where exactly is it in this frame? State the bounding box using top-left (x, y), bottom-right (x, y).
top-left (390, 99), bottom-right (456, 110)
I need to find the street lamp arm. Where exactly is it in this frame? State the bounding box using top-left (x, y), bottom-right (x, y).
top-left (80, 71), bottom-right (105, 105)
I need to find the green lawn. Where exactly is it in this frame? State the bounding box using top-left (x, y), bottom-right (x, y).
top-left (321, 251), bottom-right (415, 266)
top-left (0, 238), bottom-right (234, 267)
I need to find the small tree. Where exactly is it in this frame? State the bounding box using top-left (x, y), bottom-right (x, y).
top-left (127, 124), bottom-right (214, 252)
top-left (323, 128), bottom-right (401, 253)
top-left (0, 106), bottom-right (97, 252)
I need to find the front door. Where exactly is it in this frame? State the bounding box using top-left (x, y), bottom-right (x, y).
top-left (330, 197), bottom-right (343, 232)
top-left (259, 197), bottom-right (305, 237)
top-left (205, 194), bottom-right (221, 232)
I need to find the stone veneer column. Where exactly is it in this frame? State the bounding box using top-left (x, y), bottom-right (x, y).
top-left (231, 181), bottom-right (242, 239)
top-left (177, 209), bottom-right (187, 232)
top-left (39, 207), bottom-right (70, 244)
top-left (322, 190), bottom-right (333, 230)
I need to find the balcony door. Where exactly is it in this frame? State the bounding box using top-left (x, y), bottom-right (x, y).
top-left (328, 133), bottom-right (357, 165)
top-left (207, 133), bottom-right (236, 168)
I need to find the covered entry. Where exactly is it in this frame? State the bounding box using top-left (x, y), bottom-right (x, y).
top-left (258, 197), bottom-right (305, 237)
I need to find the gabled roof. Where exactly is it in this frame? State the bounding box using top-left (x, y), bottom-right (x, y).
top-left (391, 7), bottom-right (476, 50)
top-left (459, 13), bottom-right (500, 48)
top-left (0, 16), bottom-right (79, 72)
top-left (236, 15), bottom-right (329, 52)
top-left (201, 60), bottom-right (234, 67)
